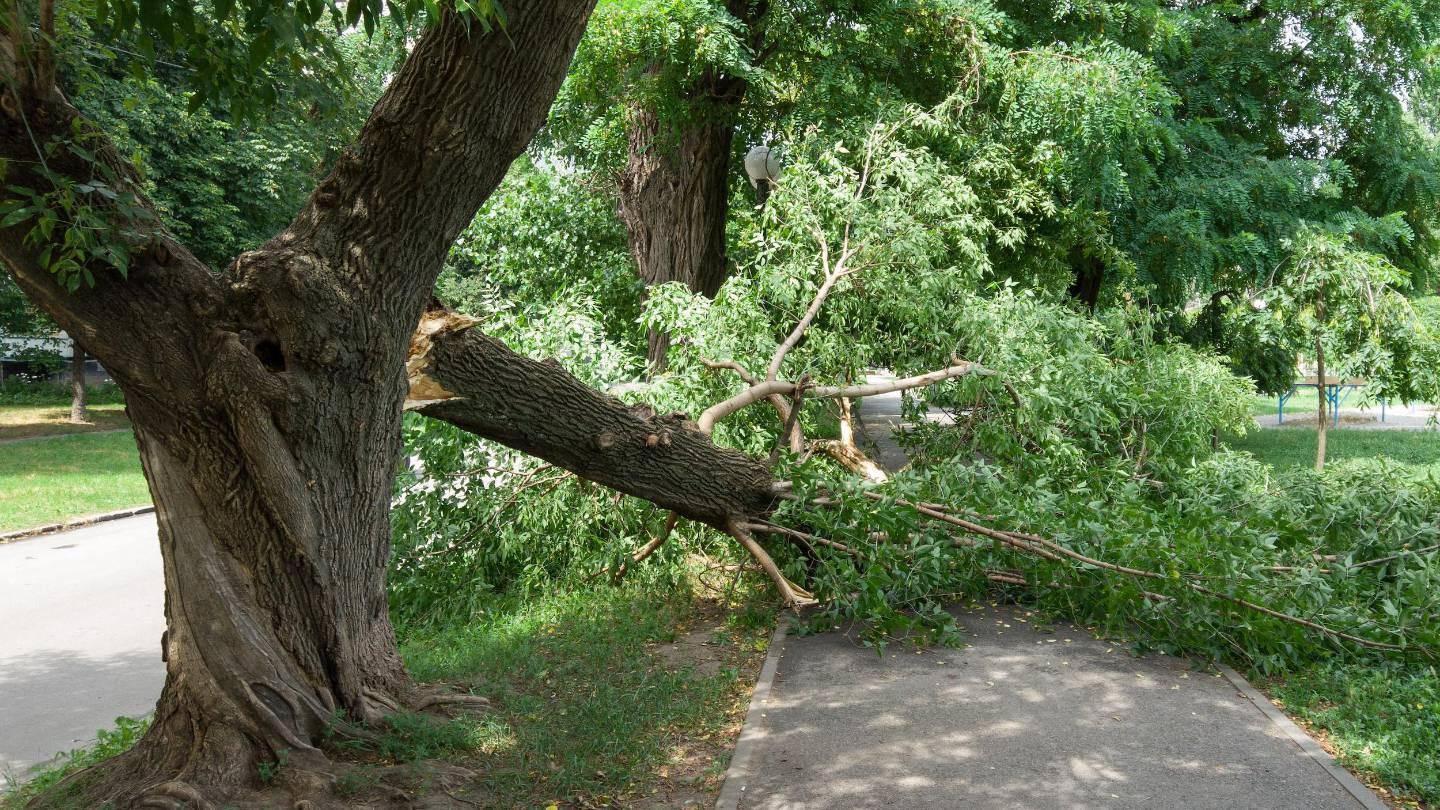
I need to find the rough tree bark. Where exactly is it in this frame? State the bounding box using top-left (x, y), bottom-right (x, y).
top-left (0, 2), bottom-right (595, 805)
top-left (619, 107), bottom-right (736, 369)
top-left (410, 308), bottom-right (779, 529)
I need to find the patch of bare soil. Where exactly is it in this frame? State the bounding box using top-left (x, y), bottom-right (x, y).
top-left (628, 600), bottom-right (772, 809)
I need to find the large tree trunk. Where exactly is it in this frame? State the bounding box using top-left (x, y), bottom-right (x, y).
top-left (619, 108), bottom-right (738, 370)
top-left (1, 2), bottom-right (595, 805)
top-left (617, 0), bottom-right (767, 372)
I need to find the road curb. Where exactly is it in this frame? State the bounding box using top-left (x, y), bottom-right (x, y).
top-left (1217, 664), bottom-right (1388, 810)
top-left (716, 618), bottom-right (788, 810)
top-left (0, 505), bottom-right (155, 545)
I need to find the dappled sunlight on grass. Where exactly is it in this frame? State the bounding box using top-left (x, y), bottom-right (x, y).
top-left (399, 580), bottom-right (773, 806)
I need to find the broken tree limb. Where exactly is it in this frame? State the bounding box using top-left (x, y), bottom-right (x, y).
top-left (408, 306), bottom-right (1421, 655)
top-left (729, 521), bottom-right (817, 608)
top-left (702, 358), bottom-right (805, 453)
top-left (415, 306), bottom-right (776, 530)
top-left (812, 439), bottom-right (889, 483)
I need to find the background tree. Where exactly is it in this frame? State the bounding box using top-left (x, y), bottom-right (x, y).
top-left (1268, 228), bottom-right (1419, 469)
top-left (546, 0), bottom-right (998, 367)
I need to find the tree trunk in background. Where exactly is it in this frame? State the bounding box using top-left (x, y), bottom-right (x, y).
top-left (1068, 248), bottom-right (1105, 313)
top-left (1315, 335), bottom-right (1327, 472)
top-left (68, 343), bottom-right (86, 423)
top-left (0, 2), bottom-right (595, 804)
top-left (619, 106), bottom-right (739, 371)
top-left (617, 0), bottom-right (767, 372)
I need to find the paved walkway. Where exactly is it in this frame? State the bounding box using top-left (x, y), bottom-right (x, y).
top-left (719, 380), bottom-right (1384, 809)
top-left (0, 515), bottom-right (164, 785)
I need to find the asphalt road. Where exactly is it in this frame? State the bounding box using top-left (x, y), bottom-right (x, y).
top-left (0, 515), bottom-right (164, 786)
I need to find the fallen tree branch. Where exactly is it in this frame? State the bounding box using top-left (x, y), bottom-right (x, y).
top-left (893, 497), bottom-right (1409, 653)
top-left (729, 520), bottom-right (816, 608)
top-left (409, 304), bottom-right (1420, 655)
top-left (744, 520), bottom-right (856, 555)
top-left (697, 361), bottom-right (994, 434)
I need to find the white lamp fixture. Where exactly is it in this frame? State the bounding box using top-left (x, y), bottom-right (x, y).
top-left (744, 145), bottom-right (781, 190)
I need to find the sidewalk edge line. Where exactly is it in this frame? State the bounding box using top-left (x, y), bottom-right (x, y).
top-left (1217, 664), bottom-right (1388, 810)
top-left (715, 618), bottom-right (788, 810)
top-left (0, 505), bottom-right (155, 545)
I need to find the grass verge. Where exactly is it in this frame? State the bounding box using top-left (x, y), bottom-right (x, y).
top-left (397, 579), bottom-right (773, 807)
top-left (1270, 661), bottom-right (1440, 807)
top-left (0, 404), bottom-right (129, 441)
top-left (0, 431), bottom-right (150, 533)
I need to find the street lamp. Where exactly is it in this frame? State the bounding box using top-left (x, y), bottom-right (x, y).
top-left (744, 145), bottom-right (781, 204)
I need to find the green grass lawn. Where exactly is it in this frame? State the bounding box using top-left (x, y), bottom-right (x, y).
top-left (1226, 427), bottom-right (1440, 477)
top-left (397, 582), bottom-right (772, 807)
top-left (0, 431), bottom-right (150, 533)
top-left (1270, 661), bottom-right (1440, 806)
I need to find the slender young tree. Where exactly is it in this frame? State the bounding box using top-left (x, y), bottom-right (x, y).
top-left (68, 341), bottom-right (86, 423)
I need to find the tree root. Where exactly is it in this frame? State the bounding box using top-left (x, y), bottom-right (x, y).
top-left (136, 781), bottom-right (212, 810)
top-left (413, 692), bottom-right (493, 716)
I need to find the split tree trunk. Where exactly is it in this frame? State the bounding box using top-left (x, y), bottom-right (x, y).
top-left (0, 3), bottom-right (596, 805)
top-left (68, 343), bottom-right (86, 423)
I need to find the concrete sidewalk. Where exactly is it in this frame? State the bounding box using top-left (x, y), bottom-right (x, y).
top-left (717, 379), bottom-right (1385, 809)
top-left (724, 605), bottom-right (1380, 809)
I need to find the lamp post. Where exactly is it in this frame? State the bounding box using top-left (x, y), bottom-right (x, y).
top-left (744, 145), bottom-right (781, 204)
